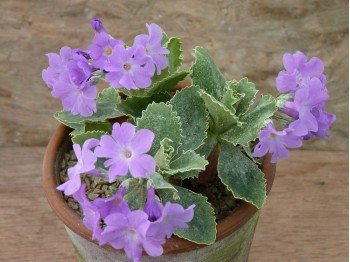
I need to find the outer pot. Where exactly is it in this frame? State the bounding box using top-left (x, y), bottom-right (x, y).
top-left (42, 124), bottom-right (275, 262)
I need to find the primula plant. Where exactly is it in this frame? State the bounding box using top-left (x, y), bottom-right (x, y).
top-left (42, 18), bottom-right (335, 262)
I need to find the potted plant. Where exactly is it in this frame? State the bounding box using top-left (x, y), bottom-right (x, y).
top-left (42, 18), bottom-right (335, 262)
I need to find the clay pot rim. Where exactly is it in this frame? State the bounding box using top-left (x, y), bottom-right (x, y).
top-left (42, 123), bottom-right (275, 255)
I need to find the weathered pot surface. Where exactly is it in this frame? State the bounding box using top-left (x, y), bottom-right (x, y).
top-left (42, 124), bottom-right (275, 261)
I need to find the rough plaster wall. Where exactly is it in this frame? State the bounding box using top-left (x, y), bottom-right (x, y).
top-left (0, 0), bottom-right (348, 150)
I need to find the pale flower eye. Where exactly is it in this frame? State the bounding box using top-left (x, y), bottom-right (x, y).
top-left (123, 149), bottom-right (132, 159)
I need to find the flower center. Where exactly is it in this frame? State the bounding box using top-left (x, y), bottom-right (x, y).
top-left (123, 63), bottom-right (131, 71)
top-left (123, 149), bottom-right (132, 159)
top-left (126, 229), bottom-right (139, 242)
top-left (104, 47), bottom-right (113, 56)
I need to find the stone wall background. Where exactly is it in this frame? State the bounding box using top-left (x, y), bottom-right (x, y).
top-left (0, 0), bottom-right (348, 150)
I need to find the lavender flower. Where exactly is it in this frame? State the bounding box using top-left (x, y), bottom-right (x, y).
top-left (147, 203), bottom-right (195, 239)
top-left (276, 51), bottom-right (325, 93)
top-left (94, 122), bottom-right (156, 182)
top-left (90, 17), bottom-right (106, 34)
top-left (72, 184), bottom-right (103, 240)
top-left (144, 187), bottom-right (163, 222)
top-left (104, 44), bottom-right (153, 90)
top-left (304, 106), bottom-right (336, 139)
top-left (93, 186), bottom-right (129, 218)
top-left (134, 23), bottom-right (170, 75)
top-left (42, 46), bottom-right (77, 89)
top-left (88, 32), bottom-right (124, 70)
top-left (56, 168), bottom-right (81, 197)
top-left (100, 210), bottom-right (164, 262)
top-left (253, 122), bottom-right (303, 163)
top-left (284, 77), bottom-right (330, 136)
top-left (56, 139), bottom-right (99, 195)
top-left (48, 48), bottom-right (97, 116)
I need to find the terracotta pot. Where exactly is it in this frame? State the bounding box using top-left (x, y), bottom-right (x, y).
top-left (42, 124), bottom-right (275, 262)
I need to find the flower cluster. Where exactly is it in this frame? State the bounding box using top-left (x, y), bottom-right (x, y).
top-left (42, 18), bottom-right (169, 116)
top-left (57, 122), bottom-right (194, 262)
top-left (43, 17), bottom-right (336, 262)
top-left (253, 51), bottom-right (336, 163)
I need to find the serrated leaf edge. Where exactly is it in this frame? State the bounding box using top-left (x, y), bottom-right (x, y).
top-left (165, 150), bottom-right (208, 175)
top-left (199, 89), bottom-right (241, 133)
top-left (136, 102), bottom-right (185, 154)
top-left (169, 85), bottom-right (210, 151)
top-left (172, 186), bottom-right (217, 245)
top-left (71, 130), bottom-right (107, 144)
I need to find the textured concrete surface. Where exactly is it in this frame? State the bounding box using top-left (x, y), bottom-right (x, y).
top-left (0, 0), bottom-right (347, 150)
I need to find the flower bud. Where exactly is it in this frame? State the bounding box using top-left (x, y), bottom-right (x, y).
top-left (90, 17), bottom-right (106, 33)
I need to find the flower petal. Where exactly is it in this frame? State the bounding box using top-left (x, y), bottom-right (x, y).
top-left (108, 159), bottom-right (129, 182)
top-left (129, 154), bottom-right (156, 178)
top-left (131, 129), bottom-right (155, 154)
top-left (112, 122), bottom-right (135, 145)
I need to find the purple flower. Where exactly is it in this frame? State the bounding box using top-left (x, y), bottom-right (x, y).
top-left (147, 203), bottom-right (195, 239)
top-left (94, 122), bottom-right (156, 182)
top-left (93, 186), bottom-right (129, 218)
top-left (276, 51), bottom-right (325, 93)
top-left (304, 106), bottom-right (336, 139)
top-left (72, 184), bottom-right (103, 240)
top-left (57, 139), bottom-right (99, 195)
top-left (42, 46), bottom-right (78, 89)
top-left (88, 32), bottom-right (124, 70)
top-left (144, 187), bottom-right (163, 222)
top-left (104, 44), bottom-right (153, 90)
top-left (284, 77), bottom-right (330, 136)
top-left (90, 17), bottom-right (106, 34)
top-left (51, 55), bottom-right (97, 116)
top-left (253, 122), bottom-right (303, 163)
top-left (56, 168), bottom-right (81, 197)
top-left (100, 210), bottom-right (164, 262)
top-left (134, 23), bottom-right (169, 75)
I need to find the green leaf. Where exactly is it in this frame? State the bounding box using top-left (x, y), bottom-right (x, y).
top-left (121, 70), bottom-right (189, 97)
top-left (69, 121), bottom-right (111, 138)
top-left (136, 102), bottom-right (182, 156)
top-left (69, 123), bottom-right (85, 135)
top-left (173, 132), bottom-right (218, 181)
top-left (161, 31), bottom-right (170, 46)
top-left (165, 150), bottom-right (208, 176)
top-left (154, 138), bottom-right (174, 170)
top-left (54, 87), bottom-right (122, 126)
top-left (84, 121), bottom-right (112, 133)
top-left (166, 37), bottom-right (183, 74)
top-left (242, 145), bottom-right (260, 164)
top-left (124, 178), bottom-right (147, 211)
top-left (71, 131), bottom-right (107, 146)
top-left (148, 172), bottom-right (177, 192)
top-left (173, 170), bottom-right (199, 180)
top-left (147, 70), bottom-right (189, 95)
top-left (169, 86), bottom-right (209, 152)
top-left (195, 131), bottom-right (218, 159)
top-left (117, 93), bottom-right (171, 119)
top-left (227, 78), bottom-right (257, 116)
top-left (218, 140), bottom-right (266, 209)
top-left (199, 90), bottom-right (241, 134)
top-left (221, 86), bottom-right (245, 113)
top-left (191, 47), bottom-right (226, 100)
top-left (158, 185), bottom-right (217, 244)
top-left (222, 95), bottom-right (277, 146)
